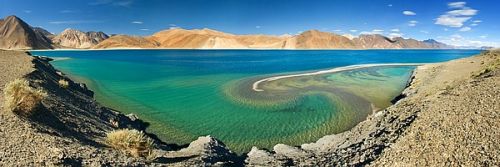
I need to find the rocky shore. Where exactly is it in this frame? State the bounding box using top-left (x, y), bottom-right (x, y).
top-left (0, 49), bottom-right (499, 166)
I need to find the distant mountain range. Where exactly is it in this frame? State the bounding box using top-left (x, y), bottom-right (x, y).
top-left (0, 15), bottom-right (481, 50)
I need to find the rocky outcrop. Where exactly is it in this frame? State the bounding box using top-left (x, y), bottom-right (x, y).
top-left (52, 28), bottom-right (109, 49)
top-left (0, 51), bottom-right (239, 166)
top-left (0, 15), bottom-right (52, 50)
top-left (53, 29), bottom-right (109, 49)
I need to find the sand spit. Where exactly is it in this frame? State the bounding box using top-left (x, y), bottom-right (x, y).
top-left (1, 49), bottom-right (498, 166)
top-left (245, 50), bottom-right (500, 166)
top-left (252, 63), bottom-right (425, 91)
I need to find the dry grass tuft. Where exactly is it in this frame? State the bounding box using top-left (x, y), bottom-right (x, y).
top-left (58, 79), bottom-right (69, 88)
top-left (106, 129), bottom-right (154, 157)
top-left (3, 79), bottom-right (47, 115)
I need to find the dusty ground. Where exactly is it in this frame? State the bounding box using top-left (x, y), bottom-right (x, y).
top-left (372, 51), bottom-right (500, 166)
top-left (1, 49), bottom-right (498, 166)
top-left (245, 50), bottom-right (500, 166)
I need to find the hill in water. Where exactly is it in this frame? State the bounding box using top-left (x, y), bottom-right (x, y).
top-left (95, 28), bottom-right (451, 49)
top-left (0, 15), bottom-right (52, 50)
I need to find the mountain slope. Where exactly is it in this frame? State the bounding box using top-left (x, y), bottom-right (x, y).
top-left (93, 35), bottom-right (158, 49)
top-left (0, 15), bottom-right (52, 49)
top-left (95, 28), bottom-right (448, 49)
top-left (52, 29), bottom-right (109, 49)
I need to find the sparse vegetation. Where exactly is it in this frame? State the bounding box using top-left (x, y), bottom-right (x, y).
top-left (58, 79), bottom-right (69, 88)
top-left (106, 129), bottom-right (154, 157)
top-left (3, 79), bottom-right (47, 115)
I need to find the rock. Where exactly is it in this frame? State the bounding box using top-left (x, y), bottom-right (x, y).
top-left (126, 113), bottom-right (139, 122)
top-left (273, 144), bottom-right (309, 158)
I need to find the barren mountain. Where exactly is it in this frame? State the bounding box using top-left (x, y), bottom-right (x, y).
top-left (353, 34), bottom-right (398, 49)
top-left (52, 28), bottom-right (109, 49)
top-left (393, 37), bottom-right (431, 48)
top-left (0, 15), bottom-right (52, 50)
top-left (95, 28), bottom-right (448, 50)
top-left (292, 30), bottom-right (356, 49)
top-left (93, 35), bottom-right (158, 49)
top-left (423, 39), bottom-right (453, 49)
top-left (32, 27), bottom-right (54, 39)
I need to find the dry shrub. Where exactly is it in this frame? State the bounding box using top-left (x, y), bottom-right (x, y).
top-left (3, 79), bottom-right (47, 115)
top-left (58, 79), bottom-right (69, 88)
top-left (106, 129), bottom-right (154, 157)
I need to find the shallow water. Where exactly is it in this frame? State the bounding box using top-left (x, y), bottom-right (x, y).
top-left (31, 49), bottom-right (479, 153)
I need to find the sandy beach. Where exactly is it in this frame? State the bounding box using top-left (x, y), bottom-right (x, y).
top-left (252, 63), bottom-right (425, 91)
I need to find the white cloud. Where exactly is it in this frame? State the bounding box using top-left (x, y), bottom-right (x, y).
top-left (435, 2), bottom-right (477, 28)
top-left (435, 15), bottom-right (471, 27)
top-left (255, 26), bottom-right (261, 29)
top-left (451, 34), bottom-right (462, 39)
top-left (131, 21), bottom-right (143, 24)
top-left (388, 4), bottom-right (393, 7)
top-left (480, 35), bottom-right (487, 39)
top-left (473, 20), bottom-right (482, 23)
top-left (333, 29), bottom-right (342, 32)
top-left (389, 33), bottom-right (404, 38)
top-left (390, 29), bottom-right (400, 32)
top-left (459, 27), bottom-right (471, 32)
top-left (470, 23), bottom-right (478, 26)
top-left (448, 2), bottom-right (466, 8)
top-left (403, 11), bottom-right (416, 16)
top-left (360, 29), bottom-right (384, 35)
top-left (440, 34), bottom-right (499, 47)
top-left (420, 30), bottom-right (429, 34)
top-left (349, 29), bottom-right (358, 33)
top-left (89, 0), bottom-right (133, 7)
top-left (444, 28), bottom-right (449, 31)
top-left (60, 10), bottom-right (77, 13)
top-left (49, 20), bottom-right (103, 24)
top-left (447, 9), bottom-right (478, 16)
top-left (140, 28), bottom-right (149, 31)
top-left (23, 10), bottom-right (32, 13)
top-left (342, 34), bottom-right (356, 40)
top-left (408, 20), bottom-right (418, 27)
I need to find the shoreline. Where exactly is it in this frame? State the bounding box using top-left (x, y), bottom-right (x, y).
top-left (28, 48), bottom-right (482, 51)
top-left (251, 63), bottom-right (425, 91)
top-left (1, 49), bottom-right (498, 166)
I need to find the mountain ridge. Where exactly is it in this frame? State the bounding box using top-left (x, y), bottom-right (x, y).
top-left (0, 15), bottom-right (52, 49)
top-left (95, 28), bottom-right (453, 49)
top-left (0, 15), bottom-right (458, 50)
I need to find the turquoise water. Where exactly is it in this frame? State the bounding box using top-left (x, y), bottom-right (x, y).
top-left (31, 49), bottom-right (479, 153)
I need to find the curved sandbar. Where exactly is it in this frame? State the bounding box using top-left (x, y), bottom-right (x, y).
top-left (252, 63), bottom-right (426, 92)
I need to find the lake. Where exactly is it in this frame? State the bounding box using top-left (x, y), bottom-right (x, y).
top-left (30, 49), bottom-right (479, 153)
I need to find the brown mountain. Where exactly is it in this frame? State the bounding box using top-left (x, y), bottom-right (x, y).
top-left (52, 29), bottom-right (109, 49)
top-left (353, 34), bottom-right (399, 49)
top-left (93, 35), bottom-right (158, 49)
top-left (95, 28), bottom-right (450, 49)
top-left (291, 30), bottom-right (356, 49)
top-left (0, 15), bottom-right (52, 50)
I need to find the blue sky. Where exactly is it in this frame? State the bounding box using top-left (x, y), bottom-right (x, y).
top-left (1, 0), bottom-right (499, 47)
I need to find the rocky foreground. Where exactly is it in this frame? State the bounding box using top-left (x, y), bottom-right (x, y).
top-left (0, 50), bottom-right (499, 166)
